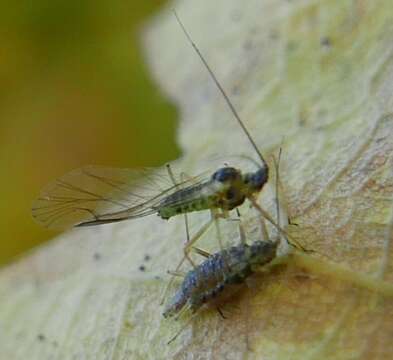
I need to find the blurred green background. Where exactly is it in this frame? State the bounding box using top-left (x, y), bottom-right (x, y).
top-left (0, 0), bottom-right (179, 266)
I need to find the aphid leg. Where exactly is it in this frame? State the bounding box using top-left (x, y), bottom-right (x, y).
top-left (271, 147), bottom-right (291, 253)
top-left (172, 210), bottom-right (226, 264)
top-left (236, 209), bottom-right (247, 245)
top-left (167, 270), bottom-right (186, 278)
top-left (212, 208), bottom-right (233, 270)
top-left (249, 195), bottom-right (269, 242)
top-left (160, 217), bottom-right (216, 305)
top-left (260, 217), bottom-right (269, 242)
top-left (180, 171), bottom-right (200, 266)
top-left (161, 165), bottom-right (194, 305)
top-left (192, 246), bottom-right (211, 258)
top-left (173, 303), bottom-right (196, 322)
top-left (271, 148), bottom-right (310, 253)
top-left (160, 256), bottom-right (187, 305)
top-left (166, 165), bottom-right (191, 245)
top-left (161, 249), bottom-right (212, 306)
top-left (212, 209), bottom-right (225, 252)
top-left (183, 216), bottom-right (217, 256)
top-left (251, 197), bottom-right (308, 253)
top-left (247, 197), bottom-right (291, 243)
top-left (216, 307), bottom-right (227, 319)
top-left (183, 240), bottom-right (197, 267)
top-left (165, 247), bottom-right (210, 289)
top-left (167, 311), bottom-right (199, 345)
top-left (166, 165), bottom-right (195, 267)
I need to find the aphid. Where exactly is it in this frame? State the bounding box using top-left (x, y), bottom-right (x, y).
top-left (31, 11), bottom-right (280, 262)
top-left (163, 147), bottom-right (288, 344)
top-left (163, 142), bottom-right (288, 344)
top-left (163, 240), bottom-right (278, 320)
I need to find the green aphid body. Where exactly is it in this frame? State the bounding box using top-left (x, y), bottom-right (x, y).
top-left (36, 165), bottom-right (269, 228)
top-left (155, 166), bottom-right (268, 220)
top-left (155, 180), bottom-right (232, 219)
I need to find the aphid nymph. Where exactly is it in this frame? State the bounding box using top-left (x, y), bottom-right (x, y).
top-left (163, 145), bottom-right (288, 344)
top-left (163, 240), bottom-right (278, 319)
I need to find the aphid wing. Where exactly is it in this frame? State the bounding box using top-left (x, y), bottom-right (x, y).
top-left (31, 165), bottom-right (209, 229)
top-left (31, 165), bottom-right (170, 229)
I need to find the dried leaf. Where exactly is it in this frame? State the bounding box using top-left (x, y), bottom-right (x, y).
top-left (2, 1), bottom-right (393, 359)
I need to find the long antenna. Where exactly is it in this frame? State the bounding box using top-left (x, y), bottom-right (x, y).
top-left (173, 10), bottom-right (267, 169)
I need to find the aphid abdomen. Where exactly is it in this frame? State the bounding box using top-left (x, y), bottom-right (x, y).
top-left (162, 287), bottom-right (188, 318)
top-left (188, 246), bottom-right (249, 310)
top-left (157, 175), bottom-right (251, 219)
top-left (163, 253), bottom-right (226, 317)
top-left (164, 241), bottom-right (278, 318)
top-left (157, 197), bottom-right (214, 220)
top-left (156, 182), bottom-right (217, 220)
top-left (165, 242), bottom-right (278, 316)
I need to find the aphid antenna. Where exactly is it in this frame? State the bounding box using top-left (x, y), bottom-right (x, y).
top-left (173, 10), bottom-right (268, 171)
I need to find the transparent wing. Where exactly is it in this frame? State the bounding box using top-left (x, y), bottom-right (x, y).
top-left (32, 165), bottom-right (209, 229)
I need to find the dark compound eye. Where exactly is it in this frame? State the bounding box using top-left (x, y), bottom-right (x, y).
top-left (253, 168), bottom-right (268, 186)
top-left (212, 167), bottom-right (239, 182)
top-left (244, 168), bottom-right (268, 190)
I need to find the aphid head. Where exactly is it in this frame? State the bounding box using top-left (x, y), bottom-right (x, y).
top-left (248, 240), bottom-right (277, 266)
top-left (211, 167), bottom-right (242, 183)
top-left (242, 167), bottom-right (269, 195)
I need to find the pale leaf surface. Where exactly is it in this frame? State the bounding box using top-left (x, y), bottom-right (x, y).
top-left (2, 1), bottom-right (393, 359)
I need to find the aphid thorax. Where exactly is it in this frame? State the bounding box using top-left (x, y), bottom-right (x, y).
top-left (155, 165), bottom-right (268, 220)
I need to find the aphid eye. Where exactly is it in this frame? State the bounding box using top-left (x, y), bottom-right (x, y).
top-left (244, 168), bottom-right (268, 190)
top-left (212, 167), bottom-right (238, 182)
top-left (252, 168), bottom-right (268, 186)
top-left (226, 189), bottom-right (236, 200)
